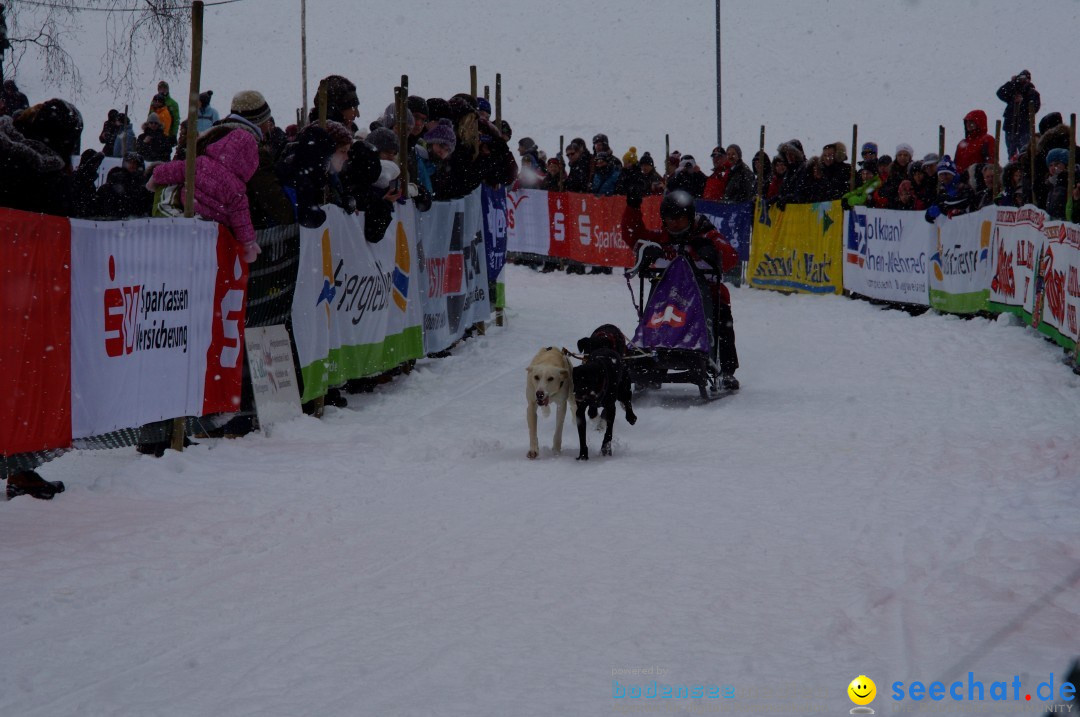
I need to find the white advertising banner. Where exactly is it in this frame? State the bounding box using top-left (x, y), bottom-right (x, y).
top-left (245, 325), bottom-right (302, 432)
top-left (417, 189), bottom-right (492, 354)
top-left (989, 206), bottom-right (1047, 319)
top-left (843, 206), bottom-right (931, 305)
top-left (1031, 220), bottom-right (1080, 345)
top-left (506, 188), bottom-right (552, 256)
top-left (69, 218), bottom-right (247, 438)
top-left (928, 206), bottom-right (995, 314)
top-left (291, 203), bottom-right (425, 402)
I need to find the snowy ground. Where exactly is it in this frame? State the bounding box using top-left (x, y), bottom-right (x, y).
top-left (3, 265), bottom-right (1080, 717)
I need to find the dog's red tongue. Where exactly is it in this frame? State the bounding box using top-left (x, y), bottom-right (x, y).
top-left (535, 392), bottom-right (549, 407)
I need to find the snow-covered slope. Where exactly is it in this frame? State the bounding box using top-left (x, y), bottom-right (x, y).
top-left (12, 0), bottom-right (1080, 167)
top-left (2, 266), bottom-right (1078, 716)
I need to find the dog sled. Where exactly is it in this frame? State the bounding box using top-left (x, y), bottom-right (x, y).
top-left (624, 241), bottom-right (729, 401)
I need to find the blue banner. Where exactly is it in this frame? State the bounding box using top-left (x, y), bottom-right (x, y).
top-left (695, 199), bottom-right (753, 262)
top-left (481, 185), bottom-right (508, 308)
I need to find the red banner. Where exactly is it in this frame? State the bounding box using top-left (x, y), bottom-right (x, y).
top-left (204, 224), bottom-right (249, 415)
top-left (0, 210), bottom-right (72, 454)
top-left (544, 193), bottom-right (663, 267)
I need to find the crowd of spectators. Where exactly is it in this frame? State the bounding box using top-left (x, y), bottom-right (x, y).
top-left (0, 74), bottom-right (518, 246)
top-left (503, 70), bottom-right (1077, 224)
top-left (1, 68), bottom-right (1078, 239)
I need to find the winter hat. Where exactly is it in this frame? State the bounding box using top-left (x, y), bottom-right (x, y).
top-left (640, 152), bottom-right (654, 167)
top-left (592, 132), bottom-right (609, 146)
top-left (423, 118), bottom-right (457, 152)
top-left (895, 143), bottom-right (914, 158)
top-left (367, 127), bottom-right (399, 154)
top-left (623, 146), bottom-right (638, 166)
top-left (379, 103), bottom-right (414, 132)
top-left (679, 155), bottom-right (697, 171)
top-left (1018, 69), bottom-right (1032, 80)
top-left (407, 96), bottom-right (429, 119)
top-left (936, 155), bottom-right (958, 176)
top-left (499, 120), bottom-right (512, 140)
top-left (145, 112), bottom-right (163, 128)
top-left (15, 99), bottom-right (84, 162)
top-left (324, 120), bottom-right (353, 149)
top-left (476, 97), bottom-right (492, 115)
top-left (1046, 148), bottom-right (1069, 168)
top-left (858, 159), bottom-right (878, 173)
top-left (710, 146), bottom-right (724, 158)
top-left (833, 141), bottom-right (849, 162)
top-left (123, 151), bottom-right (144, 168)
top-left (922, 153), bottom-right (940, 164)
top-left (1039, 112), bottom-right (1064, 134)
top-left (788, 139), bottom-right (804, 154)
top-left (317, 75), bottom-right (359, 114)
top-left (151, 93), bottom-right (167, 106)
top-left (448, 94), bottom-right (477, 121)
top-left (373, 159), bottom-right (401, 189)
top-left (898, 179), bottom-right (913, 195)
top-left (199, 90), bottom-right (213, 107)
top-left (426, 97), bottom-right (451, 122)
top-left (861, 142), bottom-right (878, 155)
top-left (231, 90), bottom-right (272, 126)
top-left (518, 136), bottom-right (537, 153)
top-left (595, 150), bottom-right (613, 163)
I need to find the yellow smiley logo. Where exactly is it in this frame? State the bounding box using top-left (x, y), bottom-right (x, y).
top-left (848, 675), bottom-right (877, 706)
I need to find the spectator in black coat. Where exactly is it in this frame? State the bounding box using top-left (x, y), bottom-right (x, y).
top-left (276, 124), bottom-right (337, 228)
top-left (564, 138), bottom-right (592, 193)
top-left (0, 99), bottom-right (96, 216)
top-left (776, 140), bottom-right (810, 208)
top-left (135, 114), bottom-right (173, 162)
top-left (667, 155), bottom-right (706, 198)
top-left (997, 70), bottom-right (1041, 160)
top-left (99, 109), bottom-right (122, 156)
top-left (818, 143), bottom-right (850, 200)
top-left (95, 153), bottom-right (153, 219)
top-left (996, 163), bottom-right (1026, 208)
top-left (0, 80), bottom-right (30, 117)
top-left (721, 145), bottom-right (755, 202)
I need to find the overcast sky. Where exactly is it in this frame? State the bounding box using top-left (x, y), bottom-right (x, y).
top-left (13, 0), bottom-right (1080, 164)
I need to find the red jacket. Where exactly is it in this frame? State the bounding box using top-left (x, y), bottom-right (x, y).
top-left (622, 205), bottom-right (738, 304)
top-left (703, 167), bottom-right (730, 201)
top-left (954, 109), bottom-right (996, 174)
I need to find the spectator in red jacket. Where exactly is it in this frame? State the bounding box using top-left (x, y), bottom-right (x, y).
top-left (703, 146), bottom-right (730, 201)
top-left (954, 109), bottom-right (996, 174)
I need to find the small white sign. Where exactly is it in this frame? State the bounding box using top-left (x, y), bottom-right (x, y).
top-left (245, 325), bottom-right (302, 434)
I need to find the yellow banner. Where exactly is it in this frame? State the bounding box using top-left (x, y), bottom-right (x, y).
top-left (748, 201), bottom-right (844, 294)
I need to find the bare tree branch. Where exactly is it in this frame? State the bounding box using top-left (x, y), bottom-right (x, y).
top-left (5, 1), bottom-right (189, 97)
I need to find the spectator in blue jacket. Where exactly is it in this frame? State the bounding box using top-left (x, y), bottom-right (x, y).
top-left (196, 91), bottom-right (220, 134)
top-left (591, 150), bottom-right (621, 196)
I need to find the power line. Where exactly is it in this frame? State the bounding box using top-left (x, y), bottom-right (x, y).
top-left (10, 0), bottom-right (246, 12)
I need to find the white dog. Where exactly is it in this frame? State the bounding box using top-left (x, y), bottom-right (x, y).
top-left (526, 347), bottom-right (576, 459)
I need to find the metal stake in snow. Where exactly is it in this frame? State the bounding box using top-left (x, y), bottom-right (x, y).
top-left (715, 0), bottom-right (722, 148)
top-left (993, 119), bottom-right (1002, 200)
top-left (1068, 113), bottom-right (1076, 221)
top-left (174, 0), bottom-right (205, 453)
top-left (850, 124), bottom-right (858, 191)
top-left (1029, 107), bottom-right (1037, 204)
top-left (300, 0), bottom-right (308, 128)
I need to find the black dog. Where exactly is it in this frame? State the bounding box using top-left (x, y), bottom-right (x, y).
top-left (573, 326), bottom-right (637, 460)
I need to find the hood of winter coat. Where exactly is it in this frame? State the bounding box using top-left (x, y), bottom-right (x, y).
top-left (0, 115), bottom-right (66, 176)
top-left (204, 129), bottom-right (260, 183)
top-left (964, 110), bottom-right (988, 139)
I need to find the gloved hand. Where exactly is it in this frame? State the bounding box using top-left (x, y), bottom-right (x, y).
top-left (925, 205), bottom-right (942, 223)
top-left (241, 241), bottom-right (261, 264)
top-left (406, 182), bottom-right (419, 198)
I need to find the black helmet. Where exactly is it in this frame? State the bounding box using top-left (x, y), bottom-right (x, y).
top-left (660, 190), bottom-right (695, 223)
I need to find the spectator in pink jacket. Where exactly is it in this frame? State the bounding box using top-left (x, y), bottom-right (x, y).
top-left (148, 129), bottom-right (261, 263)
